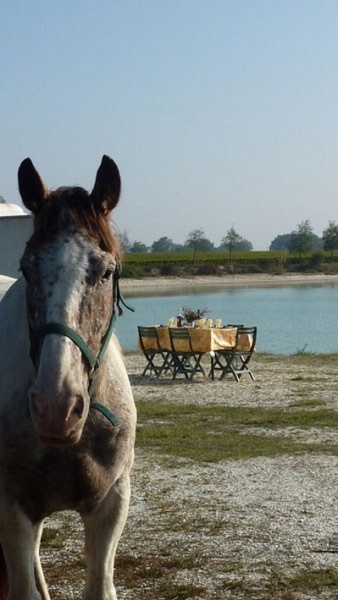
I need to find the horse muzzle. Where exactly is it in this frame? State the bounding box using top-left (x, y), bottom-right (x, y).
top-left (28, 388), bottom-right (88, 446)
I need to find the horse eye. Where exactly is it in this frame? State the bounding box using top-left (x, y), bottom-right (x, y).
top-left (101, 268), bottom-right (114, 282)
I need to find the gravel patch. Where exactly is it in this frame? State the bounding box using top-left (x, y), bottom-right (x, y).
top-left (38, 352), bottom-right (338, 599)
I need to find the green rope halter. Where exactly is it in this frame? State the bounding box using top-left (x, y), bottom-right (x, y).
top-left (29, 269), bottom-right (134, 428)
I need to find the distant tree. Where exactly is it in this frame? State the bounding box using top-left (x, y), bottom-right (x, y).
top-left (269, 234), bottom-right (292, 251)
top-left (0, 195), bottom-right (6, 204)
top-left (151, 236), bottom-right (174, 253)
top-left (185, 228), bottom-right (205, 264)
top-left (271, 230), bottom-right (322, 252)
top-left (117, 229), bottom-right (131, 253)
top-left (190, 237), bottom-right (214, 252)
top-left (129, 241), bottom-right (149, 254)
top-left (172, 243), bottom-right (186, 252)
top-left (323, 221), bottom-right (338, 259)
top-left (220, 227), bottom-right (251, 263)
top-left (237, 239), bottom-right (253, 251)
top-left (312, 234), bottom-right (323, 250)
top-left (288, 220), bottom-right (314, 257)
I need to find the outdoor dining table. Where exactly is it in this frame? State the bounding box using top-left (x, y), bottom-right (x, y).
top-left (149, 326), bottom-right (239, 353)
top-left (138, 325), bottom-right (255, 380)
top-left (139, 326), bottom-right (253, 354)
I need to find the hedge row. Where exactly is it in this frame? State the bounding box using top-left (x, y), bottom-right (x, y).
top-left (120, 250), bottom-right (338, 278)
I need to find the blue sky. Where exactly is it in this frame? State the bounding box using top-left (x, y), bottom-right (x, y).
top-left (1, 1), bottom-right (338, 250)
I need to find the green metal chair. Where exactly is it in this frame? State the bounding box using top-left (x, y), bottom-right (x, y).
top-left (169, 327), bottom-right (206, 380)
top-left (210, 326), bottom-right (257, 382)
top-left (138, 326), bottom-right (174, 378)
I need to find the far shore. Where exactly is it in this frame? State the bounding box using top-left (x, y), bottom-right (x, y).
top-left (2, 272), bottom-right (338, 298)
top-left (119, 272), bottom-right (338, 295)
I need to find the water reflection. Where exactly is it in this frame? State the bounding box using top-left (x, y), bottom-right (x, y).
top-left (116, 282), bottom-right (338, 355)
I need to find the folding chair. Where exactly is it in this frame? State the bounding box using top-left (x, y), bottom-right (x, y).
top-left (210, 326), bottom-right (257, 382)
top-left (169, 328), bottom-right (206, 380)
top-left (138, 326), bottom-right (173, 378)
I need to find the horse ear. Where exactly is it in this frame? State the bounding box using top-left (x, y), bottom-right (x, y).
top-left (90, 155), bottom-right (121, 215)
top-left (18, 158), bottom-right (48, 214)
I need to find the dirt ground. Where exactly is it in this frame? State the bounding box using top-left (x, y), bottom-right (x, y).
top-left (38, 352), bottom-right (338, 600)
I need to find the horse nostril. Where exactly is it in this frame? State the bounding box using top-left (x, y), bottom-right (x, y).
top-left (73, 395), bottom-right (84, 417)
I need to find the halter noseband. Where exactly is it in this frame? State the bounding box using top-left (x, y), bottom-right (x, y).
top-left (28, 270), bottom-right (134, 428)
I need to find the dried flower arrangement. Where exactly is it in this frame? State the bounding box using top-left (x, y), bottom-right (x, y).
top-left (181, 306), bottom-right (209, 324)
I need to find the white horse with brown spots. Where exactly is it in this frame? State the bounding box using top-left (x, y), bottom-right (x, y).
top-left (0, 156), bottom-right (136, 599)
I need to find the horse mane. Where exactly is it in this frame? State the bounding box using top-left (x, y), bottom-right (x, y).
top-left (27, 186), bottom-right (122, 260)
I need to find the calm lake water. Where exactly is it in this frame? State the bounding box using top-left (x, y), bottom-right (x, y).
top-left (1, 280), bottom-right (338, 355)
top-left (115, 282), bottom-right (338, 355)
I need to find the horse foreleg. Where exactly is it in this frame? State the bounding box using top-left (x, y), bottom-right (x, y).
top-left (34, 522), bottom-right (51, 600)
top-left (82, 471), bottom-right (131, 600)
top-left (0, 505), bottom-right (42, 600)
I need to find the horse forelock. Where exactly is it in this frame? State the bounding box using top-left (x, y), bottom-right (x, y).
top-left (28, 186), bottom-right (122, 260)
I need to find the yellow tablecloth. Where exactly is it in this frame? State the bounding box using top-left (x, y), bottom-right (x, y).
top-left (148, 326), bottom-right (238, 353)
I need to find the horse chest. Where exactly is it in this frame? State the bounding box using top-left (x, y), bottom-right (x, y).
top-left (1, 425), bottom-right (120, 522)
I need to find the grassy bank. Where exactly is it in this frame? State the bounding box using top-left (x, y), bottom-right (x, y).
top-left (122, 249), bottom-right (338, 279)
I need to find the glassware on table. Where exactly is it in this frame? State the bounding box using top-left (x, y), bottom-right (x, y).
top-left (167, 317), bottom-right (174, 327)
top-left (176, 308), bottom-right (184, 327)
top-left (206, 318), bottom-right (213, 327)
top-left (215, 319), bottom-right (222, 328)
top-left (199, 318), bottom-right (206, 327)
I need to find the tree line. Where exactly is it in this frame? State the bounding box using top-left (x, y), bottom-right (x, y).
top-left (270, 220), bottom-right (338, 258)
top-left (119, 227), bottom-right (252, 255)
top-left (119, 220), bottom-right (338, 258)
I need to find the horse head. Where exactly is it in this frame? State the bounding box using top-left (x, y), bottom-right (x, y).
top-left (18, 156), bottom-right (122, 446)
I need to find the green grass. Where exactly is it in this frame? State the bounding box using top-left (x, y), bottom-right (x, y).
top-left (217, 567), bottom-right (338, 599)
top-left (44, 506), bottom-right (338, 600)
top-left (122, 248), bottom-right (338, 275)
top-left (115, 553), bottom-right (338, 599)
top-left (115, 553), bottom-right (205, 597)
top-left (136, 401), bottom-right (338, 463)
top-left (42, 526), bottom-right (67, 549)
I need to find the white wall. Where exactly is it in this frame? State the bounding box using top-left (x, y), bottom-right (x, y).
top-left (0, 215), bottom-right (33, 278)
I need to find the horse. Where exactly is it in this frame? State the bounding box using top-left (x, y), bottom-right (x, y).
top-left (0, 156), bottom-right (137, 599)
